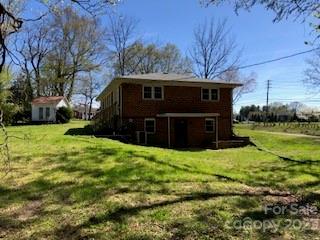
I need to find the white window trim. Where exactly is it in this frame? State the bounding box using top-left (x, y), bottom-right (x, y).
top-left (201, 88), bottom-right (220, 102)
top-left (144, 118), bottom-right (156, 133)
top-left (143, 86), bottom-right (153, 100)
top-left (142, 85), bottom-right (164, 100)
top-left (205, 118), bottom-right (215, 133)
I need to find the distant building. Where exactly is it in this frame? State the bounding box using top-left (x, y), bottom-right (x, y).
top-left (73, 105), bottom-right (98, 120)
top-left (31, 96), bottom-right (69, 122)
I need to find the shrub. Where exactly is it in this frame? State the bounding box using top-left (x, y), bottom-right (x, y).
top-left (56, 106), bottom-right (73, 123)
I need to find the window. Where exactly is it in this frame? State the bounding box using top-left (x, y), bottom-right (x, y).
top-left (154, 87), bottom-right (162, 99)
top-left (145, 119), bottom-right (155, 133)
top-left (211, 89), bottom-right (218, 100)
top-left (205, 118), bottom-right (216, 133)
top-left (202, 88), bottom-right (219, 101)
top-left (143, 86), bottom-right (152, 99)
top-left (45, 107), bottom-right (50, 119)
top-left (39, 107), bottom-right (44, 120)
top-left (143, 86), bottom-right (163, 100)
top-left (202, 89), bottom-right (209, 100)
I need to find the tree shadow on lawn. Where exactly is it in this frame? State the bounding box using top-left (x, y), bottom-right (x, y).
top-left (250, 140), bottom-right (320, 165)
top-left (2, 143), bottom-right (320, 239)
top-left (4, 143), bottom-right (319, 207)
top-left (64, 125), bottom-right (94, 136)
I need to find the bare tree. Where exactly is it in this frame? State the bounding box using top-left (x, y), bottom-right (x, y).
top-left (69, 0), bottom-right (120, 14)
top-left (304, 50), bottom-right (320, 91)
top-left (14, 19), bottom-right (51, 98)
top-left (201, 0), bottom-right (319, 39)
top-left (77, 72), bottom-right (101, 120)
top-left (201, 0), bottom-right (319, 21)
top-left (0, 1), bottom-right (23, 73)
top-left (106, 14), bottom-right (139, 76)
top-left (190, 18), bottom-right (241, 79)
top-left (219, 68), bottom-right (257, 103)
top-left (289, 101), bottom-right (305, 115)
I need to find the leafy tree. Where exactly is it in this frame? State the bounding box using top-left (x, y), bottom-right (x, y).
top-left (14, 19), bottom-right (51, 98)
top-left (239, 104), bottom-right (260, 120)
top-left (0, 67), bottom-right (20, 125)
top-left (159, 44), bottom-right (193, 74)
top-left (42, 7), bottom-right (105, 100)
top-left (112, 41), bottom-right (193, 75)
top-left (56, 106), bottom-right (73, 123)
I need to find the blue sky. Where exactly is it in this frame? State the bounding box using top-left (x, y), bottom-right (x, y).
top-left (25, 0), bottom-right (319, 111)
top-left (113, 0), bottom-right (319, 111)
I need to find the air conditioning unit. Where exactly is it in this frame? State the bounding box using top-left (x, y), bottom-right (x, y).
top-left (136, 131), bottom-right (146, 144)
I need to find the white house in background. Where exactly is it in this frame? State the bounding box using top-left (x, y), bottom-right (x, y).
top-left (73, 105), bottom-right (99, 120)
top-left (31, 96), bottom-right (69, 122)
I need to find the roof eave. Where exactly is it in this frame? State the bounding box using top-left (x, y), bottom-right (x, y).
top-left (97, 77), bottom-right (243, 100)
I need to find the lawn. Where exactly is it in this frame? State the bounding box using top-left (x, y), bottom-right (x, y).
top-left (238, 122), bottom-right (320, 136)
top-left (1, 121), bottom-right (319, 239)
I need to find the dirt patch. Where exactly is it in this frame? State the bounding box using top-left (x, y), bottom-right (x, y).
top-left (12, 200), bottom-right (43, 222)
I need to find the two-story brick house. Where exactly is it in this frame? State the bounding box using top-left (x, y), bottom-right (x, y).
top-left (95, 73), bottom-right (243, 148)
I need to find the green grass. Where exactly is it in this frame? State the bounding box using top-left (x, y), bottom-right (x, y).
top-left (239, 122), bottom-right (320, 136)
top-left (0, 121), bottom-right (319, 239)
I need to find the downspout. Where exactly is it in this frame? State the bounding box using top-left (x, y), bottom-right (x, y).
top-left (119, 85), bottom-right (123, 127)
top-left (216, 116), bottom-right (219, 149)
top-left (167, 117), bottom-right (171, 148)
top-left (231, 88), bottom-right (234, 137)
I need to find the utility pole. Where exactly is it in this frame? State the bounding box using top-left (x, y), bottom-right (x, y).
top-left (266, 80), bottom-right (271, 122)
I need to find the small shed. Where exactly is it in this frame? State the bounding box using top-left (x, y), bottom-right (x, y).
top-left (31, 96), bottom-right (69, 122)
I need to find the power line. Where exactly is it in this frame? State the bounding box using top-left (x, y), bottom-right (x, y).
top-left (237, 48), bottom-right (320, 71)
top-left (216, 47), bottom-right (320, 76)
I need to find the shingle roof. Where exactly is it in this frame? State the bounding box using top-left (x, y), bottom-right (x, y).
top-left (119, 73), bottom-right (241, 85)
top-left (97, 73), bottom-right (242, 100)
top-left (32, 96), bottom-right (65, 105)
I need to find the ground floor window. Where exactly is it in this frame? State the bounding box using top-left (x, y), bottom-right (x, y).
top-left (39, 107), bottom-right (44, 120)
top-left (45, 107), bottom-right (50, 119)
top-left (145, 118), bottom-right (155, 133)
top-left (205, 118), bottom-right (216, 133)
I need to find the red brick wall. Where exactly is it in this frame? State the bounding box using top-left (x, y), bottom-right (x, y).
top-left (121, 83), bottom-right (233, 145)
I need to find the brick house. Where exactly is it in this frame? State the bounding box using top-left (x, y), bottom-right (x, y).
top-left (95, 73), bottom-right (243, 148)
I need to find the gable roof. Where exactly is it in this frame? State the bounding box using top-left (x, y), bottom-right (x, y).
top-left (97, 73), bottom-right (243, 100)
top-left (32, 96), bottom-right (66, 105)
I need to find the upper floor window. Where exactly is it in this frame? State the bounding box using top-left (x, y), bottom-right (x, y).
top-left (143, 86), bottom-right (152, 99)
top-left (202, 88), bottom-right (219, 101)
top-left (154, 87), bottom-right (163, 99)
top-left (143, 86), bottom-right (163, 100)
